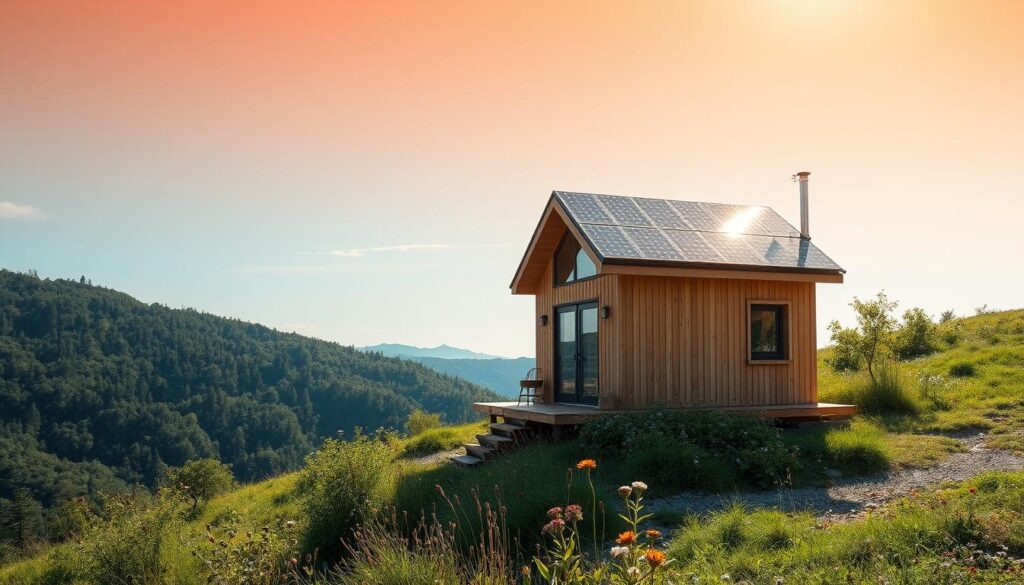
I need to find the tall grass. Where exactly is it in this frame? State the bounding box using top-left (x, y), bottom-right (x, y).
top-left (820, 362), bottom-right (920, 415)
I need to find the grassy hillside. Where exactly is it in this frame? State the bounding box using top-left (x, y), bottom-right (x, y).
top-left (4, 307), bottom-right (1023, 583)
top-left (0, 270), bottom-right (499, 517)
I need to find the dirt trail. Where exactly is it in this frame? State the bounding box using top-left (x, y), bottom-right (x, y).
top-left (647, 432), bottom-right (1024, 521)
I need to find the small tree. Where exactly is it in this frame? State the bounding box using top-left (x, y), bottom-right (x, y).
top-left (167, 459), bottom-right (234, 514)
top-left (939, 309), bottom-right (956, 324)
top-left (405, 408), bottom-right (441, 436)
top-left (828, 291), bottom-right (898, 384)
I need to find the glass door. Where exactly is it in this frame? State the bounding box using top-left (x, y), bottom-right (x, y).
top-left (554, 302), bottom-right (599, 405)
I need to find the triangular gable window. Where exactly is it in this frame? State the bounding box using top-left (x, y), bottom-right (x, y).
top-left (554, 232), bottom-right (597, 285)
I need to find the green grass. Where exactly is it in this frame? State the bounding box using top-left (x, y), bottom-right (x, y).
top-left (398, 420), bottom-right (489, 457)
top-left (667, 471), bottom-right (1024, 583)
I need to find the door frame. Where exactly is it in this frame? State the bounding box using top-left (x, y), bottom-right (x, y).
top-left (553, 299), bottom-right (599, 406)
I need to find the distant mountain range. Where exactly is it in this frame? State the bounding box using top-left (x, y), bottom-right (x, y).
top-left (359, 343), bottom-right (507, 360)
top-left (359, 343), bottom-right (534, 397)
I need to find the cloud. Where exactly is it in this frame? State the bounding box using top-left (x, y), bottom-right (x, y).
top-left (332, 243), bottom-right (451, 257)
top-left (331, 243), bottom-right (513, 257)
top-left (0, 202), bottom-right (43, 219)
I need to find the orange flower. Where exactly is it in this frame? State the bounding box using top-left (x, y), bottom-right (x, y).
top-left (576, 459), bottom-right (597, 470)
top-left (616, 530), bottom-right (636, 545)
top-left (645, 529), bottom-right (662, 539)
top-left (645, 549), bottom-right (668, 567)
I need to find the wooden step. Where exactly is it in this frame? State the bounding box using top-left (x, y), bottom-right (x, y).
top-left (490, 423), bottom-right (529, 438)
top-left (477, 433), bottom-right (513, 450)
top-left (452, 455), bottom-right (483, 468)
top-left (503, 417), bottom-right (529, 427)
top-left (464, 443), bottom-right (497, 459)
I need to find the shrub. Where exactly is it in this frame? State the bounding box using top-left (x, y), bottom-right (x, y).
top-left (296, 432), bottom-right (396, 559)
top-left (167, 458), bottom-right (235, 514)
top-left (894, 307), bottom-right (936, 359)
top-left (189, 515), bottom-right (302, 585)
top-left (827, 363), bottom-right (920, 416)
top-left (949, 362), bottom-right (976, 377)
top-left (57, 493), bottom-right (179, 585)
top-left (580, 409), bottom-right (796, 489)
top-left (405, 409), bottom-right (442, 436)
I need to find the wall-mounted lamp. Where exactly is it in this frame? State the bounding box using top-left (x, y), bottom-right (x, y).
top-left (601, 306), bottom-right (611, 319)
top-left (539, 314), bottom-right (548, 326)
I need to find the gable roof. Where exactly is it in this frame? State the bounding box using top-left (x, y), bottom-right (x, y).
top-left (511, 191), bottom-right (844, 293)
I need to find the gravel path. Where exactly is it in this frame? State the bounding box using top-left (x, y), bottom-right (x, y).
top-left (647, 432), bottom-right (1024, 522)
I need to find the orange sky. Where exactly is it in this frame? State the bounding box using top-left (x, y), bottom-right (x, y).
top-left (2, 1), bottom-right (1023, 356)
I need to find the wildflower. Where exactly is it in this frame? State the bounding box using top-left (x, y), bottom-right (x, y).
top-left (969, 487), bottom-right (977, 494)
top-left (628, 567), bottom-right (642, 577)
top-left (617, 530), bottom-right (637, 545)
top-left (521, 566), bottom-right (531, 577)
top-left (720, 574), bottom-right (731, 581)
top-left (646, 529), bottom-right (663, 539)
top-left (542, 518), bottom-right (566, 535)
top-left (546, 506), bottom-right (563, 519)
top-left (631, 481), bottom-right (648, 493)
top-left (288, 558), bottom-right (298, 567)
top-left (284, 520), bottom-right (296, 529)
top-left (577, 459), bottom-right (597, 470)
top-left (618, 485), bottom-right (633, 497)
top-left (610, 546), bottom-right (629, 558)
top-left (645, 549), bottom-right (668, 567)
top-left (564, 504), bottom-right (583, 522)
top-left (774, 578), bottom-right (784, 585)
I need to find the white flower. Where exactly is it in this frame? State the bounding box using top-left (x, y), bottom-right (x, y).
top-left (628, 567), bottom-right (642, 576)
top-left (610, 546), bottom-right (629, 558)
top-left (721, 574), bottom-right (731, 581)
top-left (631, 481), bottom-right (648, 492)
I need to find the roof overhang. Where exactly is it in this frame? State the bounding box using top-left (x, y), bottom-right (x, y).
top-left (510, 193), bottom-right (845, 294)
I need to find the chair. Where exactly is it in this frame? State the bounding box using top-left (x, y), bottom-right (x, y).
top-left (517, 368), bottom-right (543, 405)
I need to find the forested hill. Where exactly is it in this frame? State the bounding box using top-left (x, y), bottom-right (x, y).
top-left (0, 270), bottom-right (500, 509)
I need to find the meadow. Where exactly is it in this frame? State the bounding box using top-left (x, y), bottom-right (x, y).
top-left (3, 308), bottom-right (1024, 584)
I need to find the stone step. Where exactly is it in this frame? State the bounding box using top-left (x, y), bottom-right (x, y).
top-left (477, 433), bottom-right (513, 450)
top-left (452, 454), bottom-right (483, 468)
top-left (464, 443), bottom-right (497, 460)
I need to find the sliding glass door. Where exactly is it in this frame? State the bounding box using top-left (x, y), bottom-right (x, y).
top-left (555, 302), bottom-right (599, 405)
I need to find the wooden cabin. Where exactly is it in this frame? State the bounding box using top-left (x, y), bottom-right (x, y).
top-left (474, 180), bottom-right (856, 425)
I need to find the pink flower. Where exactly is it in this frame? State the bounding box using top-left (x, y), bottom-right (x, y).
top-left (564, 504), bottom-right (583, 522)
top-left (542, 518), bottom-right (566, 535)
top-left (546, 506), bottom-right (563, 519)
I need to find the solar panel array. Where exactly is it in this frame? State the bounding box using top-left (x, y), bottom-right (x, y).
top-left (554, 191), bottom-right (842, 273)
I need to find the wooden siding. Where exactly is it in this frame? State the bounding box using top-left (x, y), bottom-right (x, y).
top-left (534, 254), bottom-right (818, 409)
top-left (534, 260), bottom-right (621, 407)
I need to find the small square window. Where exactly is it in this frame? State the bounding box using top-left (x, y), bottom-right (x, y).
top-left (749, 303), bottom-right (788, 362)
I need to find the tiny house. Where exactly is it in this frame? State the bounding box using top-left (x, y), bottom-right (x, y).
top-left (474, 173), bottom-right (856, 425)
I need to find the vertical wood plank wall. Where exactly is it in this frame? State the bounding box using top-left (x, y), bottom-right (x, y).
top-left (533, 258), bottom-right (818, 409)
top-left (534, 260), bottom-right (620, 405)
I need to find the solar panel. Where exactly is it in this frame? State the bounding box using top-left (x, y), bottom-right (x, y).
top-left (595, 195), bottom-right (652, 227)
top-left (555, 191), bottom-right (842, 273)
top-left (663, 230), bottom-right (724, 263)
top-left (621, 227), bottom-right (683, 260)
top-left (580, 224), bottom-right (641, 258)
top-left (556, 192), bottom-right (612, 224)
top-left (634, 198), bottom-right (688, 229)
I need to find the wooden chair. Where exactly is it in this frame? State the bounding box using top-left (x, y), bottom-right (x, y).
top-left (517, 368), bottom-right (543, 405)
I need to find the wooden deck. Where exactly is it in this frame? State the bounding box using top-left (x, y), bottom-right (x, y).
top-left (473, 401), bottom-right (857, 426)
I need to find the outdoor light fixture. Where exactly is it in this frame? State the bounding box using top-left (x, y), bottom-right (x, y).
top-left (601, 306), bottom-right (610, 319)
top-left (539, 314), bottom-right (548, 326)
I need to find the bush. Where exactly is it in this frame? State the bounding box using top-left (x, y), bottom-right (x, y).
top-left (167, 458), bottom-right (234, 514)
top-left (57, 493), bottom-right (179, 585)
top-left (296, 432), bottom-right (396, 559)
top-left (894, 307), bottom-right (936, 359)
top-left (949, 362), bottom-right (976, 377)
top-left (405, 409), bottom-right (442, 436)
top-left (580, 409), bottom-right (796, 489)
top-left (826, 364), bottom-right (919, 416)
top-left (189, 515), bottom-right (302, 585)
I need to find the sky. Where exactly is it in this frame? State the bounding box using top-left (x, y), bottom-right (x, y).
top-left (1, 0), bottom-right (1022, 358)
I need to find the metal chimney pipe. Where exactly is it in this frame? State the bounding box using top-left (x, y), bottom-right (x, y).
top-left (795, 171), bottom-right (811, 240)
